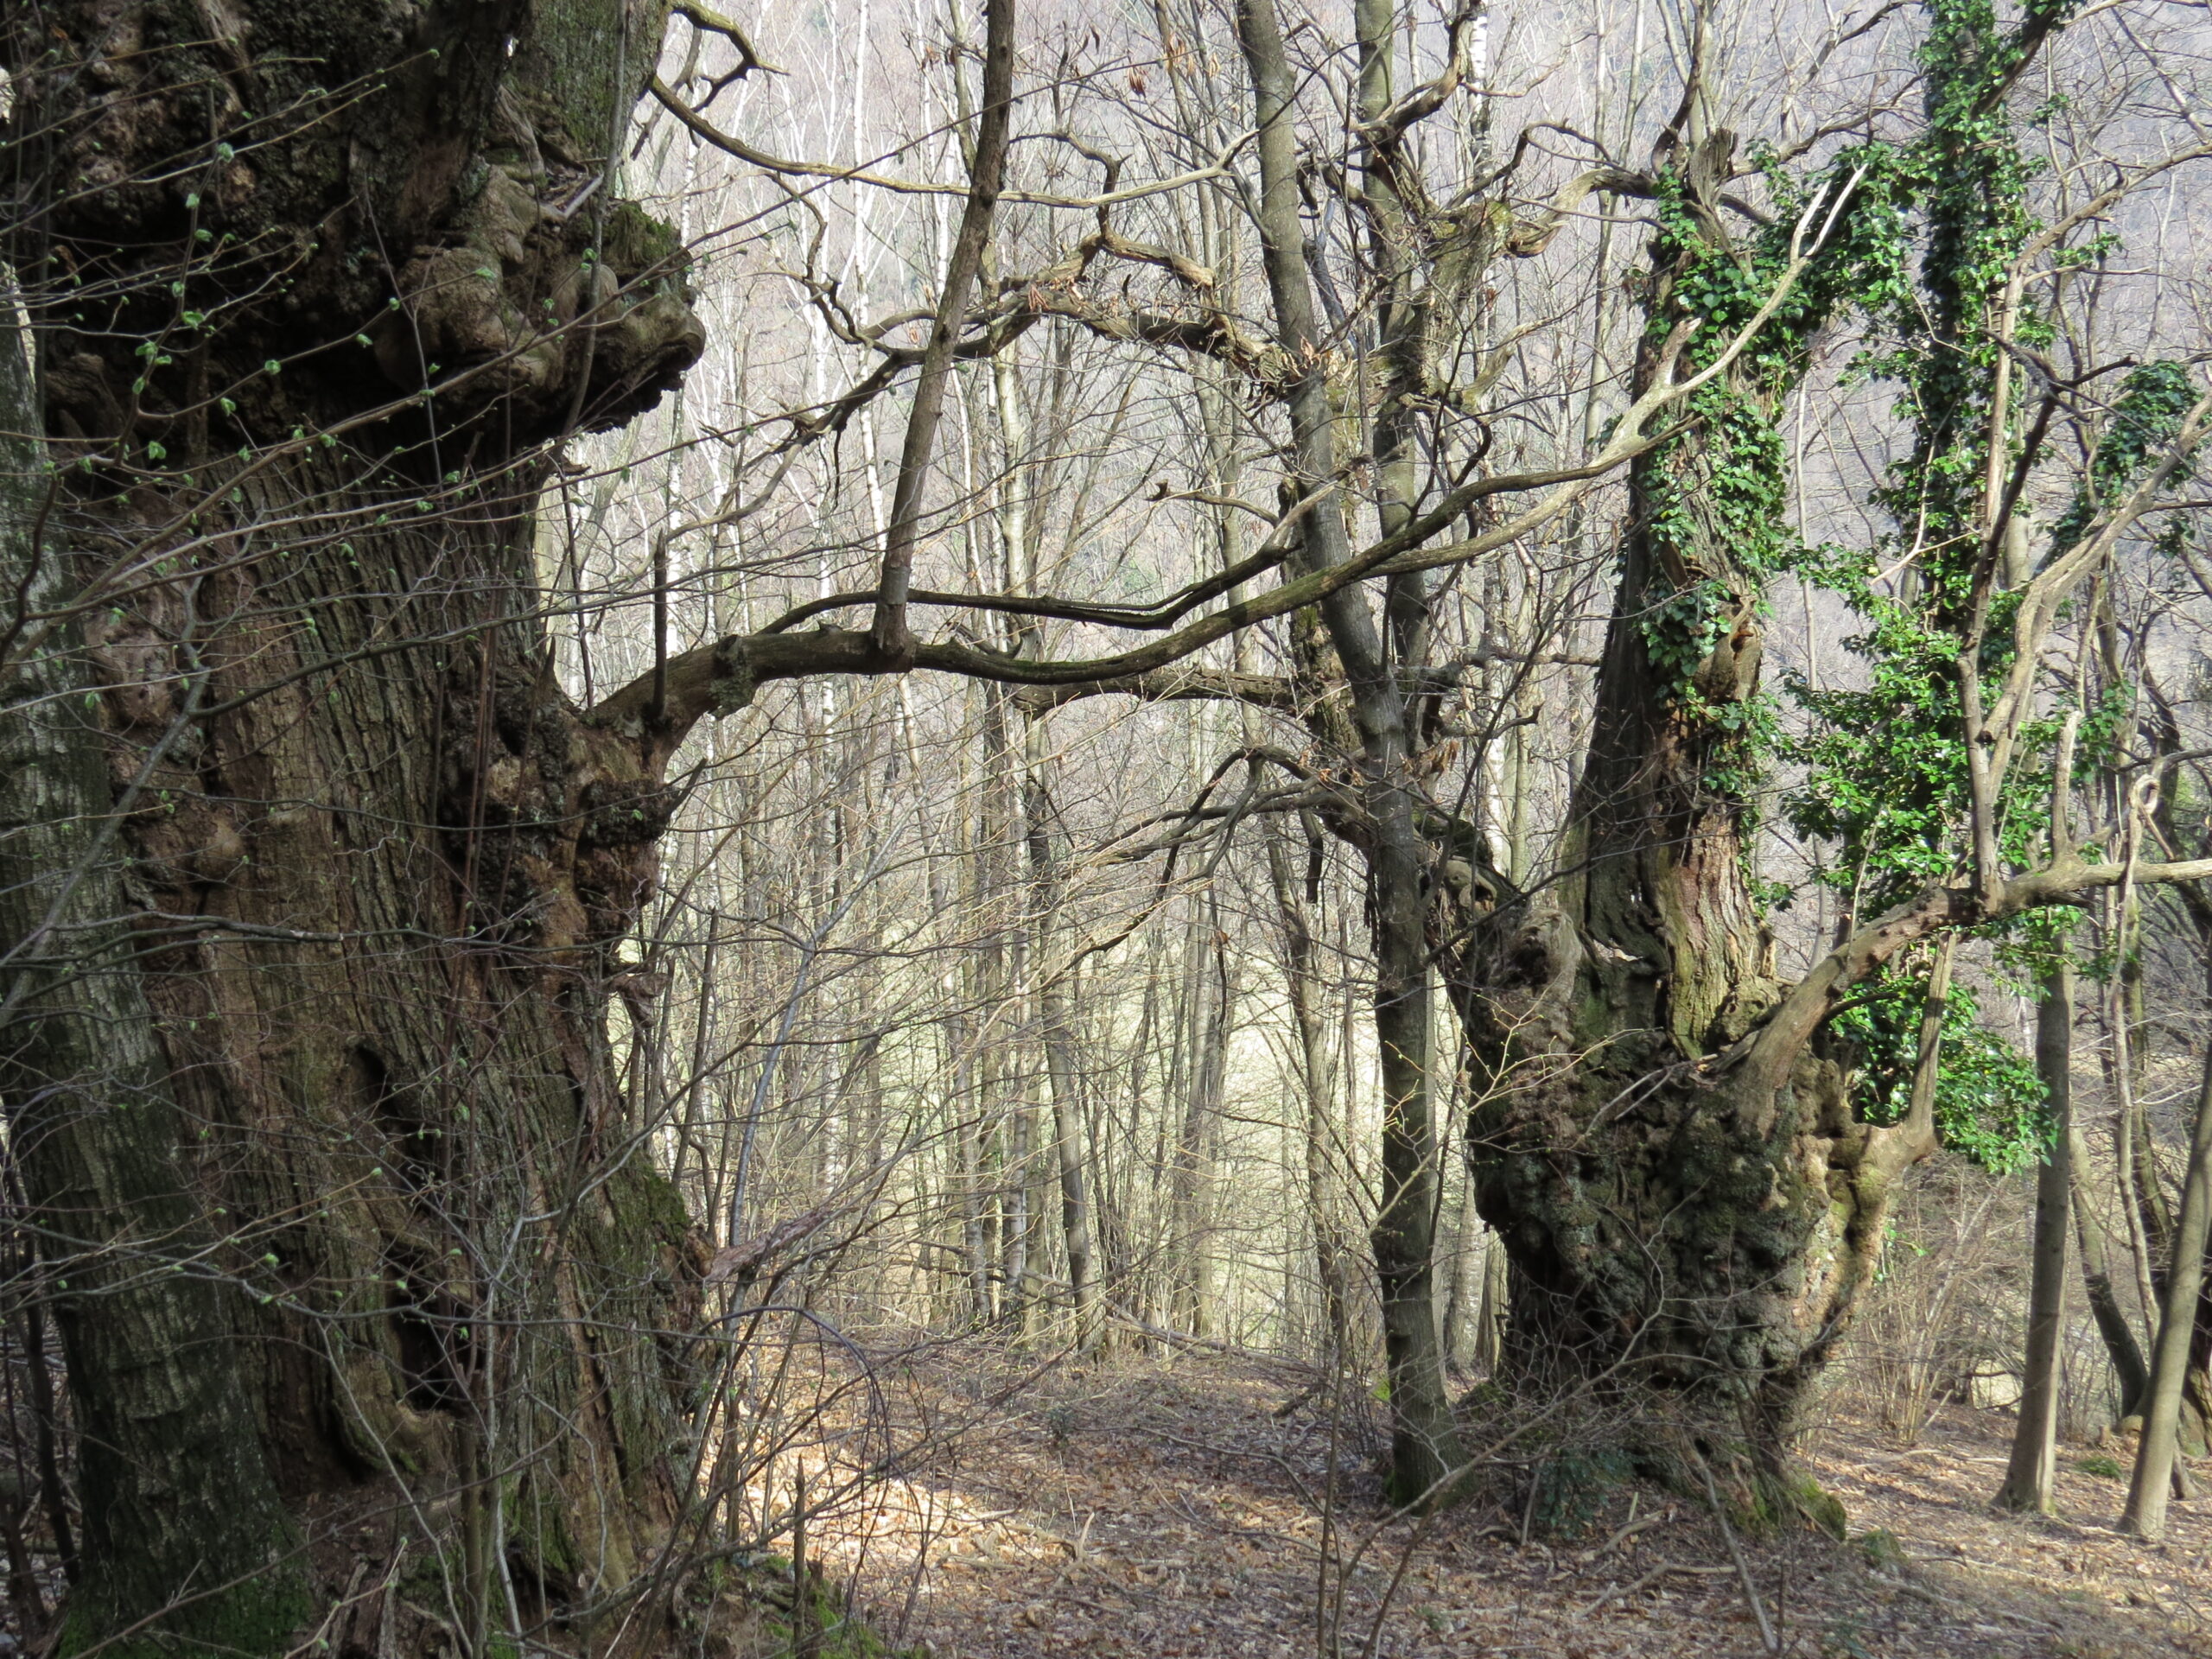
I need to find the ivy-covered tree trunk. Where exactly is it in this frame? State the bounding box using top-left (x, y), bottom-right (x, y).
top-left (1452, 0), bottom-right (2093, 1487)
top-left (1452, 126), bottom-right (1925, 1492)
top-left (6, 4), bottom-right (710, 1652)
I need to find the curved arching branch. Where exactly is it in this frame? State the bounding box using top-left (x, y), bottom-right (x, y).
top-left (649, 76), bottom-right (1250, 209)
top-left (1738, 849), bottom-right (2212, 1103)
top-left (597, 185), bottom-right (1864, 772)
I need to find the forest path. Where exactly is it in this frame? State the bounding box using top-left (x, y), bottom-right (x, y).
top-left (795, 1351), bottom-right (2212, 1658)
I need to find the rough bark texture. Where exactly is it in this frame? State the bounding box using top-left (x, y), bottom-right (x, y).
top-left (6, 3), bottom-right (709, 1651)
top-left (1, 293), bottom-right (308, 1657)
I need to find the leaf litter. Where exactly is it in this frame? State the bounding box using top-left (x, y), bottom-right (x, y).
top-left (739, 1350), bottom-right (2212, 1657)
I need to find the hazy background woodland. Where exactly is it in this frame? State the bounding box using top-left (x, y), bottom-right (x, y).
top-left (550, 0), bottom-right (2212, 1418)
top-left (12, 0), bottom-right (2212, 1654)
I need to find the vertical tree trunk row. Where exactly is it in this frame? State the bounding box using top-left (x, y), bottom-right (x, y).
top-left (1996, 962), bottom-right (2075, 1512)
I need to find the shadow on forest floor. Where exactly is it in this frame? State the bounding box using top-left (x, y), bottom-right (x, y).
top-left (790, 1351), bottom-right (2212, 1658)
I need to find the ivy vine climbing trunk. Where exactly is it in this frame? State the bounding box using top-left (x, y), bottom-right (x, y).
top-left (1443, 0), bottom-right (2110, 1500)
top-left (4, 4), bottom-right (715, 1653)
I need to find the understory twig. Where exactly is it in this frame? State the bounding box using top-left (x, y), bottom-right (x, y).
top-left (1691, 1450), bottom-right (1780, 1653)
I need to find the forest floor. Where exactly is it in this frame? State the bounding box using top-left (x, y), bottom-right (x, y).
top-left (788, 1350), bottom-right (2212, 1659)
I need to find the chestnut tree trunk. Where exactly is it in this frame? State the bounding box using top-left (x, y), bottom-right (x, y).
top-left (1451, 129), bottom-right (1929, 1495)
top-left (2, 261), bottom-right (308, 1659)
top-left (5, 4), bottom-right (715, 1651)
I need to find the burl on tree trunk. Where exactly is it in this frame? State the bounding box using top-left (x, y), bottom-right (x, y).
top-left (6, 4), bottom-right (718, 1654)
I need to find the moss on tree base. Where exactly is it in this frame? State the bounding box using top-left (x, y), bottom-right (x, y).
top-left (57, 1554), bottom-right (313, 1659)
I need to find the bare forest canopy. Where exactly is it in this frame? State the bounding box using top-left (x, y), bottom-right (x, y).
top-left (10, 1), bottom-right (2212, 1656)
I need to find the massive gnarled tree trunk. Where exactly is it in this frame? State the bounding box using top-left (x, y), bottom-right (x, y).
top-left (5, 4), bottom-right (712, 1651)
top-left (1450, 125), bottom-right (1929, 1495)
top-left (1442, 1), bottom-right (2132, 1501)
